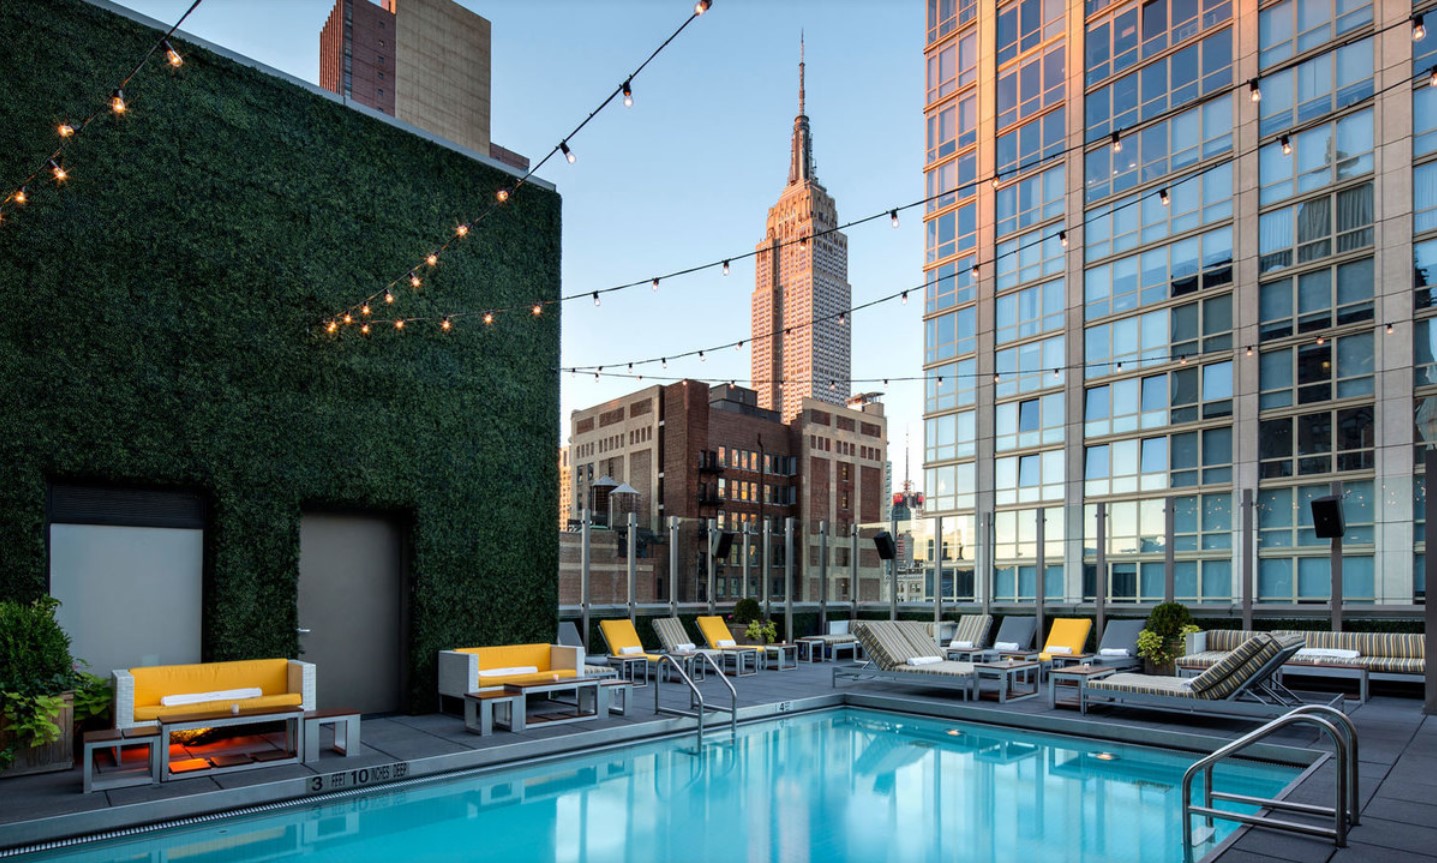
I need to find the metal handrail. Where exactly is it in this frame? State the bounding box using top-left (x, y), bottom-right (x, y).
top-left (1181, 704), bottom-right (1358, 862)
top-left (653, 655), bottom-right (738, 749)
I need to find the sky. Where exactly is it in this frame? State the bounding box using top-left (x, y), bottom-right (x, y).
top-left (111, 0), bottom-right (929, 474)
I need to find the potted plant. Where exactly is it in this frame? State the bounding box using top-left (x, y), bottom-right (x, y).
top-left (729, 598), bottom-right (763, 644)
top-left (744, 618), bottom-right (779, 646)
top-left (0, 597), bottom-right (106, 777)
top-left (1136, 602), bottom-right (1200, 675)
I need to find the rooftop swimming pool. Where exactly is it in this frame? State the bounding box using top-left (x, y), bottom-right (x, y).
top-left (21, 708), bottom-right (1299, 862)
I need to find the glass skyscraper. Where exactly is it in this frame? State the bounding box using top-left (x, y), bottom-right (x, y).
top-left (922, 0), bottom-right (1433, 611)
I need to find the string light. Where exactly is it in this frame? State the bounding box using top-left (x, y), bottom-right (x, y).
top-left (456, 224), bottom-right (469, 237)
top-left (483, 311), bottom-right (495, 325)
top-left (1158, 187), bottom-right (1170, 206)
top-left (699, 350), bottom-right (706, 362)
top-left (1416, 13), bottom-right (1427, 40)
top-left (1248, 78), bottom-right (1261, 102)
top-left (1052, 368), bottom-right (1060, 378)
top-left (1246, 345), bottom-right (1254, 357)
top-left (361, 303), bottom-right (371, 317)
top-left (1386, 322), bottom-right (1394, 334)
top-left (901, 291), bottom-right (908, 305)
top-left (622, 79), bottom-right (634, 108)
top-left (426, 252), bottom-right (439, 267)
top-left (110, 89), bottom-right (127, 114)
top-left (532, 303), bottom-right (543, 316)
top-left (837, 311), bottom-right (846, 325)
top-left (12, 187), bottom-right (26, 205)
top-left (164, 39), bottom-right (183, 67)
top-left (325, 320), bottom-right (338, 334)
top-left (361, 323), bottom-right (371, 335)
top-left (1058, 230), bottom-right (1068, 248)
top-left (1280, 134), bottom-right (1292, 155)
top-left (1316, 334), bottom-right (1325, 345)
top-left (695, 0), bottom-right (711, 13)
top-left (561, 141), bottom-right (575, 164)
top-left (409, 272), bottom-right (422, 289)
top-left (890, 209), bottom-right (899, 228)
top-left (829, 380), bottom-right (837, 391)
top-left (651, 277), bottom-right (660, 291)
top-left (1110, 131), bottom-right (1122, 153)
top-left (593, 291), bottom-right (601, 307)
top-left (384, 289), bottom-right (395, 304)
top-left (735, 341), bottom-right (743, 350)
top-left (57, 122), bottom-right (76, 139)
top-left (395, 319), bottom-right (406, 330)
top-left (722, 260), bottom-right (730, 276)
top-left (496, 188), bottom-right (511, 203)
top-left (971, 262), bottom-right (980, 278)
top-left (342, 312), bottom-right (353, 325)
top-left (441, 317), bottom-right (452, 331)
top-left (48, 160), bottom-right (66, 182)
top-left (1430, 66), bottom-right (1437, 88)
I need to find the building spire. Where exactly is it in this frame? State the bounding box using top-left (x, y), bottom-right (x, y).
top-left (788, 32), bottom-right (814, 185)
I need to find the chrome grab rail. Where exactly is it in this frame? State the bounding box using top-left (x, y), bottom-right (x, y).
top-left (1181, 704), bottom-right (1358, 862)
top-left (653, 654), bottom-right (738, 749)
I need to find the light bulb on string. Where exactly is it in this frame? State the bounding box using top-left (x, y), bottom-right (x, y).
top-left (409, 272), bottom-right (422, 289)
top-left (735, 341), bottom-right (743, 351)
top-left (1386, 322), bottom-right (1395, 335)
top-left (456, 224), bottom-right (469, 237)
top-left (1430, 65), bottom-right (1437, 88)
top-left (1246, 345), bottom-right (1254, 357)
top-left (829, 380), bottom-right (837, 391)
top-left (342, 312), bottom-right (353, 325)
top-left (1052, 368), bottom-right (1060, 379)
top-left (593, 291), bottom-right (601, 307)
top-left (1058, 230), bottom-right (1068, 248)
top-left (722, 260), bottom-right (730, 276)
top-left (1179, 354), bottom-right (1188, 365)
top-left (651, 277), bottom-right (660, 291)
top-left (360, 323), bottom-right (371, 335)
top-left (1110, 131), bottom-right (1122, 153)
top-left (901, 291), bottom-right (909, 304)
top-left (837, 311), bottom-right (846, 326)
top-left (1316, 334), bottom-right (1325, 346)
top-left (561, 141), bottom-right (575, 164)
top-left (890, 209), bottom-right (899, 228)
top-left (699, 350), bottom-right (706, 362)
top-left (1158, 188), bottom-right (1170, 206)
top-left (384, 289), bottom-right (395, 304)
top-left (622, 79), bottom-right (633, 108)
top-left (496, 188), bottom-right (511, 203)
top-left (49, 160), bottom-right (67, 182)
top-left (662, 357), bottom-right (668, 369)
top-left (971, 262), bottom-right (980, 278)
top-left (325, 320), bottom-right (338, 334)
top-left (532, 302), bottom-right (543, 316)
top-left (426, 252), bottom-right (439, 267)
top-left (1416, 13), bottom-right (1427, 40)
top-left (164, 39), bottom-right (183, 67)
top-left (395, 319), bottom-right (406, 330)
top-left (1248, 78), bottom-right (1261, 102)
top-left (594, 370), bottom-right (601, 382)
top-left (695, 0), bottom-right (711, 14)
top-left (993, 373), bottom-right (1001, 383)
top-left (1280, 134), bottom-right (1292, 155)
top-left (483, 311), bottom-right (495, 325)
top-left (361, 303), bottom-right (371, 317)
top-left (441, 317), bottom-right (452, 332)
top-left (58, 122), bottom-right (76, 138)
top-left (111, 89), bottom-right (126, 114)
top-left (12, 187), bottom-right (27, 205)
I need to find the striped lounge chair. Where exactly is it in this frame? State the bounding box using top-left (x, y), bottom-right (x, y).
top-left (833, 620), bottom-right (977, 699)
top-left (1081, 632), bottom-right (1332, 719)
top-left (942, 614), bottom-right (994, 660)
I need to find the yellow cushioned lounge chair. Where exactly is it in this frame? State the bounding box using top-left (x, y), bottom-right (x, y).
top-left (1039, 618), bottom-right (1093, 663)
top-left (598, 619), bottom-right (665, 683)
top-left (696, 615), bottom-right (761, 675)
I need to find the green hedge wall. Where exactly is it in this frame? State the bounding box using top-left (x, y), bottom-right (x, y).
top-left (0, 0), bottom-right (561, 710)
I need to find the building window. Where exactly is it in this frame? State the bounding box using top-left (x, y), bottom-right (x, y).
top-left (996, 279), bottom-right (1064, 344)
top-left (926, 411), bottom-right (976, 462)
top-left (1416, 162), bottom-right (1437, 235)
top-left (1418, 86), bottom-right (1437, 158)
top-left (926, 94), bottom-right (977, 163)
top-left (1084, 163), bottom-right (1233, 261)
top-left (1257, 38), bottom-right (1372, 138)
top-left (1257, 183), bottom-right (1374, 275)
top-left (1257, 0), bottom-right (1371, 70)
top-left (995, 393), bottom-right (1065, 451)
top-left (924, 305), bottom-right (977, 362)
top-left (926, 256), bottom-right (977, 312)
top-left (1084, 0), bottom-right (1233, 87)
top-left (1084, 227), bottom-right (1233, 321)
top-left (1084, 428), bottom-right (1231, 495)
top-left (927, 0), bottom-right (976, 44)
top-left (995, 335), bottom-right (1065, 397)
top-left (926, 151), bottom-right (977, 213)
top-left (925, 203), bottom-right (977, 263)
top-left (1258, 406), bottom-right (1375, 477)
top-left (1085, 297), bottom-right (1232, 374)
top-left (996, 108), bottom-right (1066, 180)
top-left (996, 42), bottom-right (1064, 130)
top-left (1416, 240), bottom-right (1437, 310)
top-left (1084, 361), bottom-right (1233, 436)
top-left (1085, 29), bottom-right (1232, 142)
top-left (1085, 95), bottom-right (1233, 203)
top-left (996, 450), bottom-right (1065, 504)
top-left (926, 29), bottom-right (978, 100)
top-left (1258, 109), bottom-right (1372, 207)
top-left (1257, 256), bottom-right (1373, 340)
top-left (996, 164), bottom-right (1065, 237)
top-left (996, 0), bottom-right (1064, 65)
top-left (1259, 332), bottom-right (1374, 410)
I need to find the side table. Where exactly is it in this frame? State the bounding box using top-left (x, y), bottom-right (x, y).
top-left (761, 642), bottom-right (798, 671)
top-left (1048, 664), bottom-right (1117, 714)
top-left (973, 660), bottom-right (1041, 703)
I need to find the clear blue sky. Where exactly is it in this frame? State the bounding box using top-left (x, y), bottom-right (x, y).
top-left (112, 0), bottom-right (928, 471)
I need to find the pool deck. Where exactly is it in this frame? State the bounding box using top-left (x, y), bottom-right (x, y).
top-left (0, 663), bottom-right (1432, 861)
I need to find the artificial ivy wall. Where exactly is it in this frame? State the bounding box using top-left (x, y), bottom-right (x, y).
top-left (0, 0), bottom-right (562, 709)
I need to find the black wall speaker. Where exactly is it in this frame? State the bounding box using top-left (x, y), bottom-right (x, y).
top-left (873, 531), bottom-right (897, 560)
top-left (1310, 495), bottom-right (1345, 539)
top-left (711, 531), bottom-right (735, 558)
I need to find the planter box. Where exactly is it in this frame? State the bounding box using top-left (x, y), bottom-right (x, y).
top-left (0, 692), bottom-right (74, 778)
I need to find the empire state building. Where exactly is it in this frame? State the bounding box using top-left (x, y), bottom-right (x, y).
top-left (751, 41), bottom-right (851, 423)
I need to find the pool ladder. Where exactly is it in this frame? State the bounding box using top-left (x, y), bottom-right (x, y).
top-left (654, 654), bottom-right (737, 750)
top-left (1181, 704), bottom-right (1359, 862)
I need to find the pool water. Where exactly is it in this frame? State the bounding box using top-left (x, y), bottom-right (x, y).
top-left (25, 708), bottom-right (1298, 863)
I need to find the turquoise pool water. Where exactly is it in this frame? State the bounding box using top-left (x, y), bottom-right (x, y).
top-left (25, 709), bottom-right (1297, 863)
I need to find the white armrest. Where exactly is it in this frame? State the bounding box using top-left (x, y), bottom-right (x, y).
top-left (288, 659), bottom-right (317, 711)
top-left (112, 669), bottom-right (136, 730)
top-left (1185, 630), bottom-right (1207, 655)
top-left (551, 644), bottom-right (582, 673)
top-left (438, 650), bottom-right (479, 699)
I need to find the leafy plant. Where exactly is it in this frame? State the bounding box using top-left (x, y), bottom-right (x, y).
top-left (732, 598), bottom-right (762, 625)
top-left (1, 693), bottom-right (67, 767)
top-left (0, 598), bottom-right (86, 769)
top-left (744, 619), bottom-right (778, 645)
top-left (1137, 602), bottom-right (1200, 667)
top-left (71, 670), bottom-right (113, 725)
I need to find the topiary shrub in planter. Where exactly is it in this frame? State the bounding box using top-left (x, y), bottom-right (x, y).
top-left (1136, 602), bottom-right (1199, 676)
top-left (0, 597), bottom-right (88, 776)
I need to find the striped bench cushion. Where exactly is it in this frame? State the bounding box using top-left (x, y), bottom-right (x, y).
top-left (1206, 629), bottom-right (1263, 652)
top-left (652, 618), bottom-right (690, 652)
top-left (1179, 651), bottom-right (1229, 669)
top-left (1189, 634), bottom-right (1279, 698)
top-left (952, 614), bottom-right (993, 648)
top-left (807, 633), bottom-right (860, 645)
top-left (896, 621), bottom-right (941, 657)
top-left (854, 622), bottom-right (913, 670)
top-left (1089, 673), bottom-right (1198, 698)
top-left (888, 660), bottom-right (976, 678)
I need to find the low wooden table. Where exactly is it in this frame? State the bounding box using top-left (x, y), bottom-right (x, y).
top-left (82, 727), bottom-right (160, 793)
top-left (760, 642), bottom-right (798, 671)
top-left (464, 689), bottom-right (522, 736)
top-left (157, 706), bottom-right (305, 781)
top-left (1048, 664), bottom-right (1117, 713)
top-left (303, 708), bottom-right (361, 762)
top-left (974, 660), bottom-right (1041, 703)
top-left (466, 676), bottom-right (605, 735)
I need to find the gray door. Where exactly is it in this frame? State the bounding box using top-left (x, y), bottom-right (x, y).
top-left (298, 514), bottom-right (404, 714)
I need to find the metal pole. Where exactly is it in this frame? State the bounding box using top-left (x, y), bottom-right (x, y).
top-left (1095, 503), bottom-right (1107, 640)
top-left (741, 524), bottom-right (751, 601)
top-left (1330, 480), bottom-right (1344, 633)
top-left (849, 522), bottom-right (859, 613)
top-left (982, 511), bottom-right (993, 616)
top-left (706, 517), bottom-right (716, 616)
top-left (762, 520), bottom-right (773, 622)
top-left (1242, 489), bottom-right (1254, 630)
top-left (1164, 496), bottom-right (1176, 603)
top-left (933, 515), bottom-right (944, 633)
top-left (668, 516), bottom-right (680, 616)
top-left (1425, 449), bottom-right (1437, 716)
top-left (783, 517), bottom-right (795, 642)
top-left (889, 512), bottom-right (899, 621)
top-left (1035, 509), bottom-right (1046, 644)
top-left (580, 507), bottom-right (591, 650)
top-left (626, 511), bottom-right (637, 624)
top-left (819, 520), bottom-right (829, 633)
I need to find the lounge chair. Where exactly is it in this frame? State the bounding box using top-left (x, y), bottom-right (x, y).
top-left (696, 615), bottom-right (761, 676)
top-left (557, 621), bottom-right (617, 679)
top-left (1039, 618), bottom-right (1093, 665)
top-left (797, 619), bottom-right (862, 661)
top-left (1081, 633), bottom-right (1332, 718)
top-left (833, 620), bottom-right (977, 699)
top-left (1087, 619), bottom-right (1145, 671)
top-left (651, 617), bottom-right (716, 679)
top-left (989, 616), bottom-right (1038, 657)
top-left (944, 614), bottom-right (994, 661)
top-left (598, 619), bottom-right (664, 685)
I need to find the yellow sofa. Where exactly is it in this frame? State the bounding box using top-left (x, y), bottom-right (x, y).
top-left (437, 643), bottom-right (581, 702)
top-left (113, 658), bottom-right (316, 731)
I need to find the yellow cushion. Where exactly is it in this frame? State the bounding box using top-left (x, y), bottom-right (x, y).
top-left (1040, 619), bottom-right (1092, 661)
top-left (696, 616), bottom-right (734, 650)
top-left (460, 644), bottom-right (552, 671)
top-left (475, 669), bottom-right (579, 689)
top-left (131, 659), bottom-right (289, 708)
top-left (134, 692), bottom-right (303, 721)
top-left (600, 619), bottom-right (644, 654)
